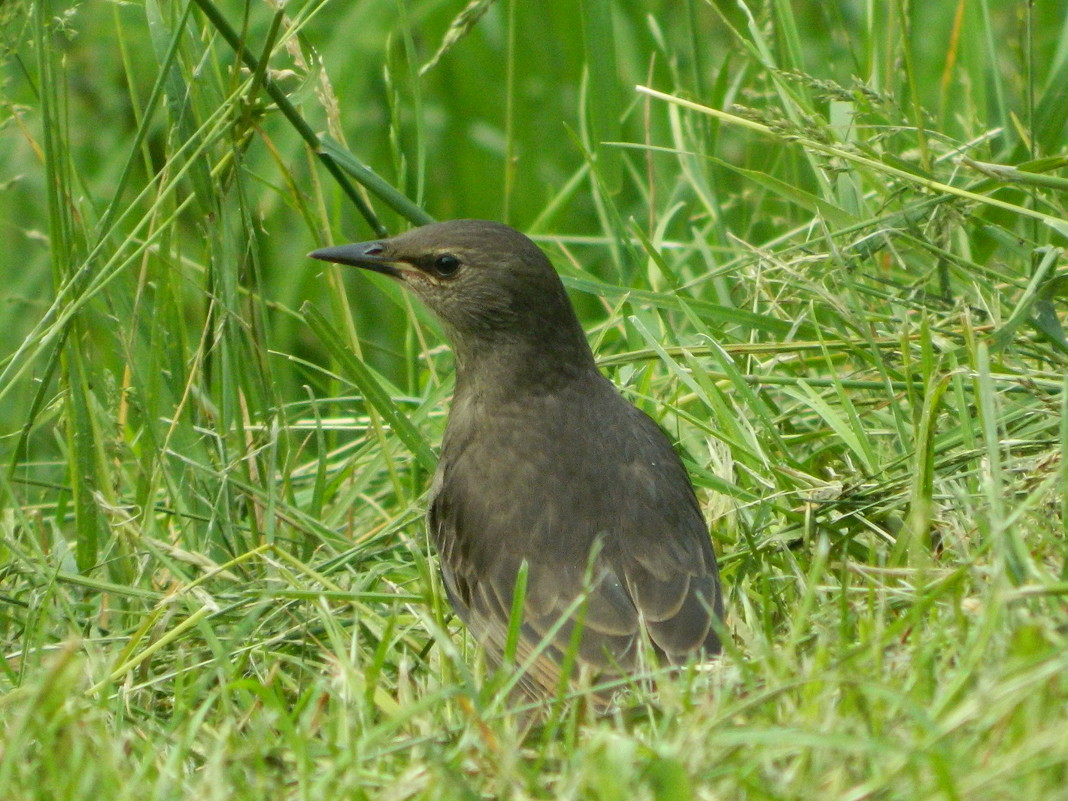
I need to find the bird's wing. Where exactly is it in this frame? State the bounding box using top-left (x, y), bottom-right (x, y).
top-left (608, 418), bottom-right (723, 660)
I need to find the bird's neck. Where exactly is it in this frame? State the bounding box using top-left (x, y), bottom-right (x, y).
top-left (452, 328), bottom-right (600, 403)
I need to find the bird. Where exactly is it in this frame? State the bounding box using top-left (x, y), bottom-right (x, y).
top-left (310, 219), bottom-right (723, 702)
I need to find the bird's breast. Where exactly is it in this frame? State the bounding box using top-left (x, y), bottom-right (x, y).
top-left (434, 377), bottom-right (693, 558)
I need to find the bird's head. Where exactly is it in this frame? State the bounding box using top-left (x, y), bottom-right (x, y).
top-left (310, 220), bottom-right (593, 374)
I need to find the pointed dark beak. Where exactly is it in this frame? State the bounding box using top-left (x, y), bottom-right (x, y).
top-left (308, 242), bottom-right (404, 279)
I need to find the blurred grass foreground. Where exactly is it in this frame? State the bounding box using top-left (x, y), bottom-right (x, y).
top-left (2, 1), bottom-right (1068, 799)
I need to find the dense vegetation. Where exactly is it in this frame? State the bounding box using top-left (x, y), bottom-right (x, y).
top-left (2, 0), bottom-right (1066, 798)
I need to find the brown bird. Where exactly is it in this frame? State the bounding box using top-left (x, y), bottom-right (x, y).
top-left (310, 220), bottom-right (723, 700)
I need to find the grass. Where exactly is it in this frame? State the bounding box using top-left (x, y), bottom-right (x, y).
top-left (2, 0), bottom-right (1067, 798)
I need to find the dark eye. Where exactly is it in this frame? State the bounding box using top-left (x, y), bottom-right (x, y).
top-left (433, 253), bottom-right (461, 277)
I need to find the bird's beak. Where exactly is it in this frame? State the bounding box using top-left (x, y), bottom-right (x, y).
top-left (308, 242), bottom-right (405, 279)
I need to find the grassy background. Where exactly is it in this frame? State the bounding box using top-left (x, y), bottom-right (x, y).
top-left (3, 0), bottom-right (1068, 798)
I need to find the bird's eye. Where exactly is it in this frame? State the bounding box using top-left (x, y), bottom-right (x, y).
top-left (433, 254), bottom-right (461, 278)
